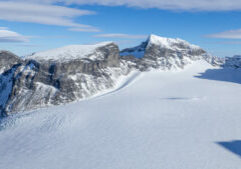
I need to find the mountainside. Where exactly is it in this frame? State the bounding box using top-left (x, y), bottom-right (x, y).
top-left (0, 34), bottom-right (238, 115)
top-left (0, 42), bottom-right (129, 115)
top-left (121, 34), bottom-right (222, 70)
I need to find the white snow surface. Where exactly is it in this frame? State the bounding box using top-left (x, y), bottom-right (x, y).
top-left (25, 41), bottom-right (113, 61)
top-left (1, 60), bottom-right (241, 169)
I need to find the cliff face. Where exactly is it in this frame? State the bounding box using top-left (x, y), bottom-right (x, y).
top-left (0, 51), bottom-right (23, 116)
top-left (0, 51), bottom-right (21, 73)
top-left (0, 43), bottom-right (130, 115)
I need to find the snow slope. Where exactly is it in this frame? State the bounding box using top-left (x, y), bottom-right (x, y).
top-left (147, 34), bottom-right (201, 49)
top-left (25, 42), bottom-right (113, 61)
top-left (0, 61), bottom-right (241, 169)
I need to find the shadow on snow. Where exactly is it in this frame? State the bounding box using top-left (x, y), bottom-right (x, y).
top-left (217, 140), bottom-right (241, 158)
top-left (195, 67), bottom-right (241, 85)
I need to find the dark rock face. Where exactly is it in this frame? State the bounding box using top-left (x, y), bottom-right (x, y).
top-left (142, 42), bottom-right (206, 69)
top-left (0, 51), bottom-right (21, 73)
top-left (0, 43), bottom-right (127, 115)
top-left (0, 51), bottom-right (24, 116)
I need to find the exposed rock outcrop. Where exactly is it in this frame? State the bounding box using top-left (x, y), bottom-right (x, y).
top-left (0, 51), bottom-right (21, 73)
top-left (0, 42), bottom-right (130, 115)
top-left (121, 34), bottom-right (222, 71)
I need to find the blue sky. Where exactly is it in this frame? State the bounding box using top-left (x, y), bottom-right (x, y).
top-left (1, 1), bottom-right (241, 57)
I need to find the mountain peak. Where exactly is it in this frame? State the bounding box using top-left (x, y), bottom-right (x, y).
top-left (121, 34), bottom-right (204, 59)
top-left (147, 34), bottom-right (168, 41)
top-left (146, 34), bottom-right (201, 50)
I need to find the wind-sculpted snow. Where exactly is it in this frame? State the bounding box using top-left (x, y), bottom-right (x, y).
top-left (0, 61), bottom-right (241, 169)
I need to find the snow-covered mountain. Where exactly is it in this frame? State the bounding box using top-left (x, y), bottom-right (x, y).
top-left (121, 34), bottom-right (202, 58)
top-left (0, 34), bottom-right (239, 115)
top-left (121, 34), bottom-right (222, 70)
top-left (0, 42), bottom-right (130, 115)
top-left (1, 34), bottom-right (241, 169)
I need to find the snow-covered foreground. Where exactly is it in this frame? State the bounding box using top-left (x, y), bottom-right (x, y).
top-left (0, 61), bottom-right (241, 169)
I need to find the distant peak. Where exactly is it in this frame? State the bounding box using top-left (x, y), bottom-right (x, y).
top-left (146, 34), bottom-right (201, 49)
top-left (147, 34), bottom-right (182, 43)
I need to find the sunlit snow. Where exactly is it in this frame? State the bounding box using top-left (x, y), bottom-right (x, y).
top-left (0, 61), bottom-right (241, 169)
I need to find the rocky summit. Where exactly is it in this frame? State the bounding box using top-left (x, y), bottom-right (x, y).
top-left (121, 34), bottom-right (223, 70)
top-left (0, 34), bottom-right (236, 116)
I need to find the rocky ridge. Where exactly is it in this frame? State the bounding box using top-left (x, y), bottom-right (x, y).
top-left (120, 34), bottom-right (222, 70)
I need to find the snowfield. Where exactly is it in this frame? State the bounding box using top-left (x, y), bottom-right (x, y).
top-left (25, 41), bottom-right (113, 61)
top-left (0, 60), bottom-right (241, 169)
